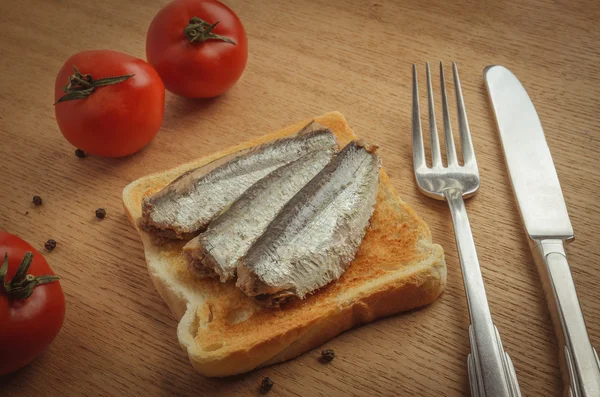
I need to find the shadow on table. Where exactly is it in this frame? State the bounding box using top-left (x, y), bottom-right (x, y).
top-left (160, 92), bottom-right (223, 133)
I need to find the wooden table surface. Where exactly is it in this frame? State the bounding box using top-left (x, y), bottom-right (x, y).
top-left (1, 0), bottom-right (599, 395)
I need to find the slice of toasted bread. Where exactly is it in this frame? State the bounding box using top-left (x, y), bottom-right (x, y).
top-left (122, 111), bottom-right (446, 377)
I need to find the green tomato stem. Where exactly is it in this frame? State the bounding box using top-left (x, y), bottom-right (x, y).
top-left (55, 65), bottom-right (135, 104)
top-left (1, 252), bottom-right (60, 300)
top-left (184, 17), bottom-right (236, 45)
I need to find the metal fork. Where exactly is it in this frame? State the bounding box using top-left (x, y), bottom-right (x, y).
top-left (411, 62), bottom-right (522, 397)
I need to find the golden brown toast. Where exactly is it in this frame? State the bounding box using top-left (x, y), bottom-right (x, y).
top-left (122, 111), bottom-right (446, 377)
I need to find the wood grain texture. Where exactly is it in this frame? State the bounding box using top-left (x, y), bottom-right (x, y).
top-left (0, 0), bottom-right (599, 395)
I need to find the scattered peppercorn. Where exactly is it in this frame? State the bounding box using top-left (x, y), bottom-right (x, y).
top-left (321, 349), bottom-right (335, 362)
top-left (75, 148), bottom-right (86, 158)
top-left (260, 377), bottom-right (274, 393)
top-left (95, 208), bottom-right (107, 219)
top-left (25, 211), bottom-right (29, 215)
top-left (44, 239), bottom-right (57, 252)
top-left (32, 195), bottom-right (43, 206)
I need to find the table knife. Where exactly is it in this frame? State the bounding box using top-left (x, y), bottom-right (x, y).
top-left (484, 65), bottom-right (600, 397)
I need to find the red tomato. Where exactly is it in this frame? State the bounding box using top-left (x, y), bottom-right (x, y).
top-left (0, 232), bottom-right (65, 376)
top-left (146, 0), bottom-right (248, 98)
top-left (54, 50), bottom-right (165, 157)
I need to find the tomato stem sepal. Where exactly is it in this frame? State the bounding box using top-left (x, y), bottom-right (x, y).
top-left (0, 252), bottom-right (60, 300)
top-left (55, 65), bottom-right (134, 104)
top-left (184, 17), bottom-right (236, 45)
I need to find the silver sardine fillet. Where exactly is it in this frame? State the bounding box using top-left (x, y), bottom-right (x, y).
top-left (183, 146), bottom-right (338, 281)
top-left (140, 122), bottom-right (337, 240)
top-left (236, 141), bottom-right (381, 307)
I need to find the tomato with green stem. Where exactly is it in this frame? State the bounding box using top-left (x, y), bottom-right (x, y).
top-left (54, 50), bottom-right (165, 157)
top-left (146, 0), bottom-right (248, 98)
top-left (0, 232), bottom-right (65, 376)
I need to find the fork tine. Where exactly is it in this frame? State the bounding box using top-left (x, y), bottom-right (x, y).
top-left (426, 62), bottom-right (442, 167)
top-left (453, 62), bottom-right (476, 165)
top-left (440, 62), bottom-right (458, 166)
top-left (412, 64), bottom-right (426, 171)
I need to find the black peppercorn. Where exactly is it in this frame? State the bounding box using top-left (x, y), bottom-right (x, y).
top-left (260, 377), bottom-right (274, 393)
top-left (75, 149), bottom-right (86, 158)
top-left (44, 239), bottom-right (57, 251)
top-left (32, 195), bottom-right (43, 206)
top-left (95, 208), bottom-right (107, 219)
top-left (321, 349), bottom-right (335, 362)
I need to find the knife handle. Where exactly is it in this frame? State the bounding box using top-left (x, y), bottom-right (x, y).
top-left (531, 239), bottom-right (600, 397)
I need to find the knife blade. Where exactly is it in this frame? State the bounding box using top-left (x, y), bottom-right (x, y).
top-left (485, 65), bottom-right (600, 397)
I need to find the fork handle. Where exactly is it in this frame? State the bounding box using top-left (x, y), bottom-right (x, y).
top-left (445, 188), bottom-right (521, 397)
top-left (530, 239), bottom-right (600, 397)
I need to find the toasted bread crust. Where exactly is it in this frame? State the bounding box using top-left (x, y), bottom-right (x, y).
top-left (122, 111), bottom-right (446, 377)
